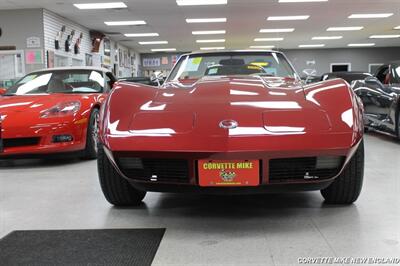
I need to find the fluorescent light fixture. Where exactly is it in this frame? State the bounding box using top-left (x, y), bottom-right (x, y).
top-left (369, 34), bottom-right (400, 39)
top-left (192, 30), bottom-right (226, 35)
top-left (254, 38), bottom-right (284, 41)
top-left (196, 39), bottom-right (225, 43)
top-left (312, 36), bottom-right (342, 40)
top-left (394, 26), bottom-right (400, 30)
top-left (299, 44), bottom-right (325, 48)
top-left (151, 48), bottom-right (177, 52)
top-left (249, 45), bottom-right (275, 49)
top-left (279, 0), bottom-right (328, 2)
top-left (139, 41), bottom-right (169, 45)
top-left (74, 2), bottom-right (127, 9)
top-left (349, 13), bottom-right (393, 19)
top-left (260, 28), bottom-right (295, 33)
top-left (267, 15), bottom-right (309, 21)
top-left (104, 21), bottom-right (146, 26)
top-left (124, 33), bottom-right (159, 37)
top-left (176, 0), bottom-right (227, 6)
top-left (327, 26), bottom-right (364, 31)
top-left (348, 43), bottom-right (375, 47)
top-left (200, 47), bottom-right (225, 50)
top-left (186, 18), bottom-right (226, 23)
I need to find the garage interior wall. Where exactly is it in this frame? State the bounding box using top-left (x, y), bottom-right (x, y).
top-left (0, 9), bottom-right (45, 73)
top-left (284, 47), bottom-right (400, 75)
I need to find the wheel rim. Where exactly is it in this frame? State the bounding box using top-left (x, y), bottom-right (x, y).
top-left (92, 112), bottom-right (99, 153)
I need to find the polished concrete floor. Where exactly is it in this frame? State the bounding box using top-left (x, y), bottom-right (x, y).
top-left (1, 132), bottom-right (400, 266)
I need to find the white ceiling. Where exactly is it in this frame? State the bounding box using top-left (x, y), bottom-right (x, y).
top-left (1, 0), bottom-right (400, 53)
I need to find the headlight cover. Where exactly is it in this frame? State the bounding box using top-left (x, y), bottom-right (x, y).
top-left (41, 101), bottom-right (81, 118)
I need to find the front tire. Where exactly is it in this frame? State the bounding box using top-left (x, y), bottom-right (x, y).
top-left (321, 140), bottom-right (364, 204)
top-left (82, 108), bottom-right (100, 159)
top-left (97, 145), bottom-right (146, 206)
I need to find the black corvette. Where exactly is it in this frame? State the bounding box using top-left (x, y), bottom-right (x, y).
top-left (352, 63), bottom-right (400, 138)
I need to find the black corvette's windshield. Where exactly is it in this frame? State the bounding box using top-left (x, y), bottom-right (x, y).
top-left (5, 69), bottom-right (105, 95)
top-left (168, 52), bottom-right (297, 81)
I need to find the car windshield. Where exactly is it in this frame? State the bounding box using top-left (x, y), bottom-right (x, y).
top-left (5, 69), bottom-right (105, 95)
top-left (168, 52), bottom-right (298, 81)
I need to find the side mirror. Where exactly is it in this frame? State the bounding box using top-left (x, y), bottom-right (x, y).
top-left (365, 77), bottom-right (383, 87)
top-left (150, 71), bottom-right (165, 87)
top-left (302, 69), bottom-right (318, 84)
top-left (0, 88), bottom-right (6, 95)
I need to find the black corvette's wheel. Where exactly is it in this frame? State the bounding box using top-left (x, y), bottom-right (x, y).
top-left (321, 140), bottom-right (364, 204)
top-left (97, 145), bottom-right (146, 206)
top-left (82, 108), bottom-right (100, 159)
top-left (397, 112), bottom-right (400, 140)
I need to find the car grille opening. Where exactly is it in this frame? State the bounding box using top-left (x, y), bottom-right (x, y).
top-left (118, 158), bottom-right (190, 183)
top-left (3, 137), bottom-right (41, 148)
top-left (269, 156), bottom-right (344, 183)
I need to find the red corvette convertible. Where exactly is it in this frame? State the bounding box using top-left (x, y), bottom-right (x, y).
top-left (98, 51), bottom-right (364, 206)
top-left (0, 67), bottom-right (116, 159)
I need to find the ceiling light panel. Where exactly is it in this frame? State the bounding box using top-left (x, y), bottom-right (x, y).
top-left (327, 27), bottom-right (364, 31)
top-left (348, 43), bottom-right (375, 47)
top-left (151, 48), bottom-right (177, 52)
top-left (260, 28), bottom-right (295, 33)
top-left (124, 33), bottom-right (159, 37)
top-left (267, 15), bottom-right (309, 21)
top-left (192, 30), bottom-right (226, 35)
top-left (196, 39), bottom-right (226, 43)
top-left (74, 2), bottom-right (127, 9)
top-left (200, 47), bottom-right (225, 50)
top-left (369, 35), bottom-right (400, 39)
top-left (177, 0), bottom-right (227, 6)
top-left (254, 38), bottom-right (284, 41)
top-left (249, 45), bottom-right (276, 49)
top-left (312, 36), bottom-right (342, 40)
top-left (105, 21), bottom-right (146, 26)
top-left (349, 13), bottom-right (393, 19)
top-left (299, 44), bottom-right (325, 48)
top-left (139, 41), bottom-right (169, 45)
top-left (186, 18), bottom-right (227, 23)
top-left (279, 0), bottom-right (328, 2)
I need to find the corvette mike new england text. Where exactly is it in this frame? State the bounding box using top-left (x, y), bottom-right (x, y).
top-left (298, 257), bottom-right (400, 264)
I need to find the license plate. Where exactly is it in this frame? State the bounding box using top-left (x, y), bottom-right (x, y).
top-left (198, 159), bottom-right (260, 187)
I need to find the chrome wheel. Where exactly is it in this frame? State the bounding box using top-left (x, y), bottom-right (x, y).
top-left (92, 111), bottom-right (99, 153)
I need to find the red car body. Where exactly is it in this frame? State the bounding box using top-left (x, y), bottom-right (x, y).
top-left (99, 51), bottom-right (364, 195)
top-left (0, 67), bottom-right (115, 158)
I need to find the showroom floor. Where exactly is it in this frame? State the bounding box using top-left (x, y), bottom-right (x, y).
top-left (0, 132), bottom-right (399, 266)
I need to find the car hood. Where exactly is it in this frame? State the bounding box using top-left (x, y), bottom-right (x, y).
top-left (0, 94), bottom-right (93, 116)
top-left (128, 76), bottom-right (333, 136)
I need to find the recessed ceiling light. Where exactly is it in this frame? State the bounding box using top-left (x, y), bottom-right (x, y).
top-left (327, 26), bottom-right (364, 31)
top-left (254, 38), bottom-right (284, 41)
top-left (349, 13), bottom-right (393, 19)
top-left (124, 33), bottom-right (159, 37)
top-left (196, 39), bottom-right (225, 43)
top-left (249, 45), bottom-right (276, 49)
top-left (348, 43), bottom-right (375, 47)
top-left (260, 28), bottom-right (295, 33)
top-left (192, 30), bottom-right (226, 35)
top-left (186, 18), bottom-right (227, 23)
top-left (176, 0), bottom-right (227, 6)
top-left (312, 36), bottom-right (342, 40)
top-left (139, 41), bottom-right (169, 45)
top-left (369, 34), bottom-right (400, 39)
top-left (74, 2), bottom-right (127, 9)
top-left (151, 48), bottom-right (177, 52)
top-left (200, 47), bottom-right (225, 50)
top-left (104, 21), bottom-right (146, 26)
top-left (279, 0), bottom-right (328, 2)
top-left (299, 44), bottom-right (325, 48)
top-left (267, 15), bottom-right (310, 21)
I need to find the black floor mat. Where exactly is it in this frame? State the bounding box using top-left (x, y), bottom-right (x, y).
top-left (0, 229), bottom-right (165, 266)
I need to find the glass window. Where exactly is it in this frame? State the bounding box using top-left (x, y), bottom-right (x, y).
top-left (5, 70), bottom-right (105, 95)
top-left (168, 52), bottom-right (297, 81)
